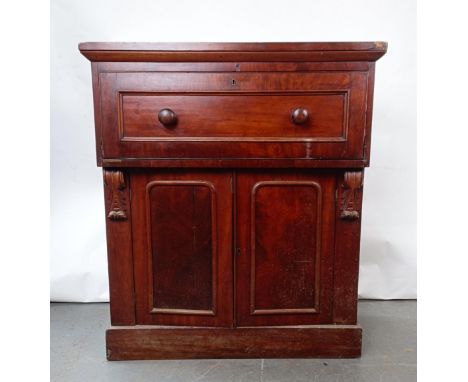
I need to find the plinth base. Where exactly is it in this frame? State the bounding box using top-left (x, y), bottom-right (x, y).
top-left (106, 325), bottom-right (362, 360)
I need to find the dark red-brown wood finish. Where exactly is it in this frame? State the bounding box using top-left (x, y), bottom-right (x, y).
top-left (235, 170), bottom-right (336, 327)
top-left (80, 42), bottom-right (387, 360)
top-left (131, 170), bottom-right (234, 327)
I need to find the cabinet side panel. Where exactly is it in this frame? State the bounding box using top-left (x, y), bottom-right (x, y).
top-left (103, 169), bottom-right (136, 325)
top-left (333, 170), bottom-right (364, 324)
top-left (91, 63), bottom-right (103, 166)
top-left (363, 63), bottom-right (376, 162)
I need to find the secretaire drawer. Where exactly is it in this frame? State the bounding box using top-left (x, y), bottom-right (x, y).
top-left (99, 72), bottom-right (369, 160)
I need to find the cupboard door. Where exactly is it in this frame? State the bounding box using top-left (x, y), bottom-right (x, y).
top-left (131, 170), bottom-right (233, 327)
top-left (236, 171), bottom-right (336, 326)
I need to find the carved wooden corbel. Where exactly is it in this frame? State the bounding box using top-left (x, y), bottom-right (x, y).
top-left (104, 170), bottom-right (128, 221)
top-left (339, 171), bottom-right (363, 220)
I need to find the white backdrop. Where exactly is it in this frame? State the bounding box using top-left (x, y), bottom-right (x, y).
top-left (50, 0), bottom-right (416, 301)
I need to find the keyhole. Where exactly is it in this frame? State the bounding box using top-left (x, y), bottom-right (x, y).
top-left (231, 79), bottom-right (236, 86)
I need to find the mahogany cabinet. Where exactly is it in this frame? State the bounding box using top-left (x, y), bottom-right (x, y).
top-left (80, 42), bottom-right (387, 360)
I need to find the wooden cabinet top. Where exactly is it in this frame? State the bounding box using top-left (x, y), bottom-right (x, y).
top-left (79, 41), bottom-right (387, 62)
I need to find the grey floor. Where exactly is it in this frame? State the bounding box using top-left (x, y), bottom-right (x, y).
top-left (51, 301), bottom-right (416, 382)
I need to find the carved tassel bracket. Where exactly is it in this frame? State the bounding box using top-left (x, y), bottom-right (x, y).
top-left (339, 171), bottom-right (363, 221)
top-left (104, 170), bottom-right (128, 221)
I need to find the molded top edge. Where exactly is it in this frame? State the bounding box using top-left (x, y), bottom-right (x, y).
top-left (79, 42), bottom-right (387, 62)
top-left (79, 41), bottom-right (387, 51)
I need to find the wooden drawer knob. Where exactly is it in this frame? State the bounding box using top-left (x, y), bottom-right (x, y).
top-left (158, 108), bottom-right (177, 127)
top-left (291, 108), bottom-right (309, 125)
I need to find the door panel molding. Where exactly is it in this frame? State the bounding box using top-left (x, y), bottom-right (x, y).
top-left (235, 171), bottom-right (335, 327)
top-left (250, 181), bottom-right (322, 315)
top-left (145, 180), bottom-right (218, 316)
top-left (131, 171), bottom-right (233, 327)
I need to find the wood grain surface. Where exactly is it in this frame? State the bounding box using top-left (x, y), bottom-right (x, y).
top-left (106, 325), bottom-right (362, 360)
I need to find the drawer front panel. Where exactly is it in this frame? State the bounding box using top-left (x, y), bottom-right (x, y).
top-left (121, 93), bottom-right (347, 141)
top-left (100, 72), bottom-right (368, 159)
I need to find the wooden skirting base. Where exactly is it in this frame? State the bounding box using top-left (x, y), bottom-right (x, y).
top-left (106, 325), bottom-right (362, 360)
